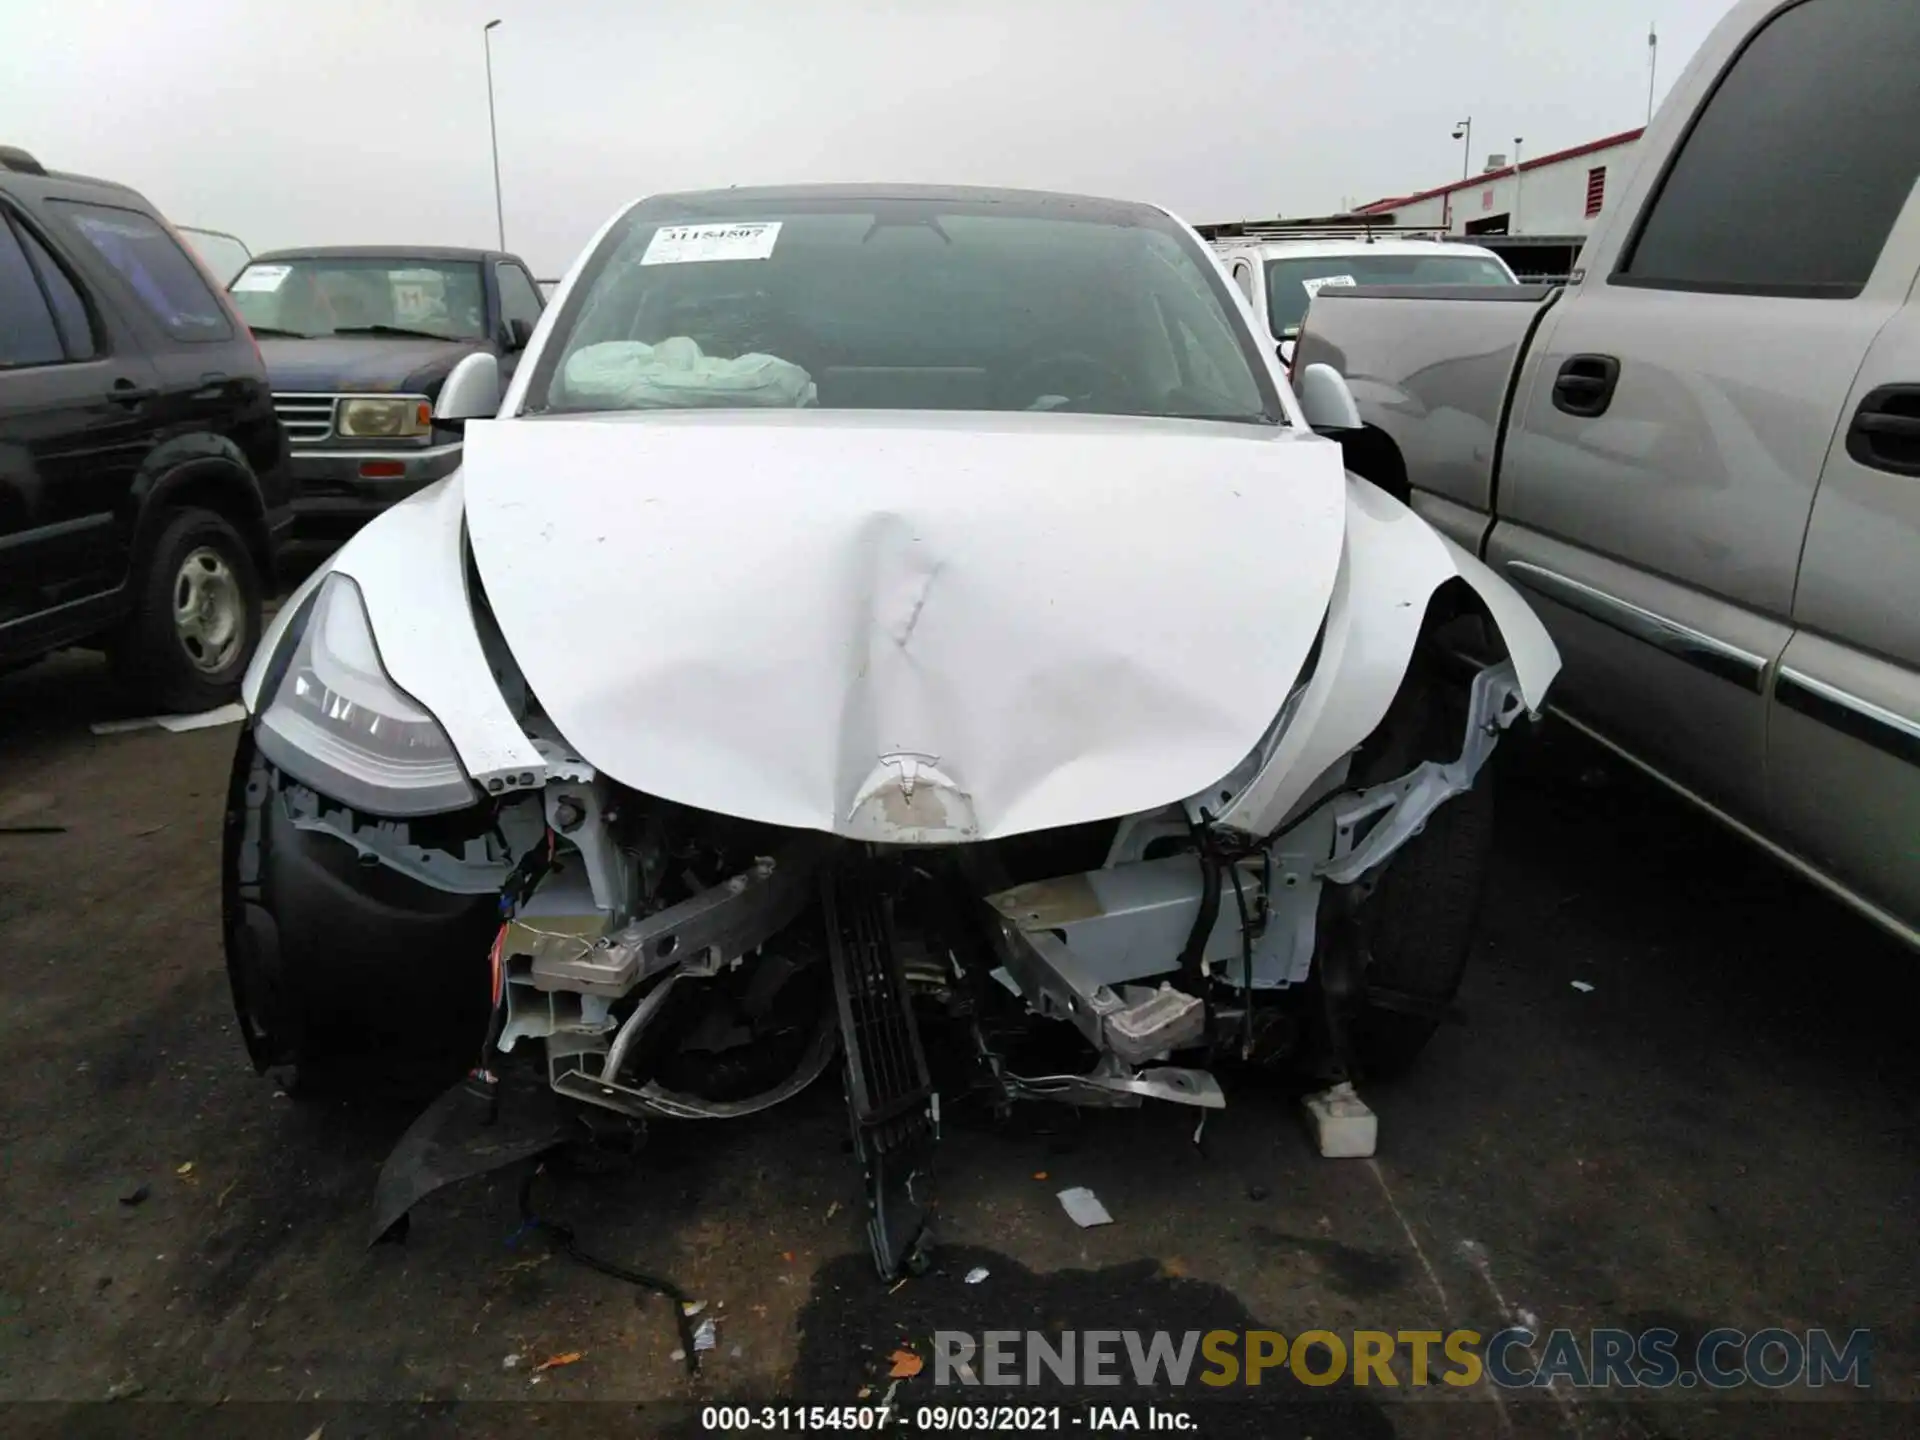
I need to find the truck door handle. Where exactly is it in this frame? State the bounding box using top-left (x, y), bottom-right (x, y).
top-left (1847, 385), bottom-right (1920, 476)
top-left (109, 378), bottom-right (157, 407)
top-left (1551, 355), bottom-right (1621, 418)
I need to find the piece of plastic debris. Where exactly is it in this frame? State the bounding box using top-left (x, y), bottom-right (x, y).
top-left (881, 1379), bottom-right (902, 1409)
top-left (670, 1349), bottom-right (686, 1363)
top-left (119, 1183), bottom-right (150, 1207)
top-left (1570, 980), bottom-right (1595, 993)
top-left (529, 1375), bottom-right (544, 1386)
top-left (175, 1162), bottom-right (194, 1177)
top-left (105, 1377), bottom-right (146, 1401)
top-left (730, 1344), bottom-right (743, 1359)
top-left (694, 1318), bottom-right (718, 1352)
top-left (888, 1349), bottom-right (924, 1379)
top-left (501, 1354), bottom-right (524, 1371)
top-left (1302, 1081), bottom-right (1378, 1159)
top-left (964, 1266), bottom-right (989, 1285)
top-left (1032, 1171), bottom-right (1048, 1181)
top-left (857, 1386), bottom-right (871, 1400)
top-left (681, 1299), bottom-right (707, 1317)
top-left (533, 1351), bottom-right (583, 1372)
top-left (888, 1277), bottom-right (908, 1294)
top-left (782, 1250), bottom-right (795, 1262)
top-left (825, 1200), bottom-right (841, 1220)
top-left (1057, 1186), bottom-right (1114, 1227)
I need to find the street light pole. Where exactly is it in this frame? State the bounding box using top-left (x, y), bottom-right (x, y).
top-left (1447, 116), bottom-right (1472, 232)
top-left (483, 19), bottom-right (505, 251)
top-left (1512, 136), bottom-right (1524, 233)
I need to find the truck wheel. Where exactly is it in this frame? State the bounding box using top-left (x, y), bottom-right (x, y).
top-left (111, 507), bottom-right (262, 714)
top-left (1343, 672), bottom-right (1495, 1076)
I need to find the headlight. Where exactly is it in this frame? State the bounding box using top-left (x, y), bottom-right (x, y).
top-left (255, 573), bottom-right (476, 816)
top-left (336, 396), bottom-right (431, 439)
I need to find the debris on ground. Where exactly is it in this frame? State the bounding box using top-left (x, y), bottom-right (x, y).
top-left (964, 1266), bottom-right (989, 1285)
top-left (1032, 1171), bottom-right (1048, 1181)
top-left (1057, 1186), bottom-right (1113, 1227)
top-left (681, 1299), bottom-right (707, 1317)
top-left (105, 1377), bottom-right (145, 1401)
top-left (670, 1349), bottom-right (686, 1363)
top-left (825, 1200), bottom-right (840, 1220)
top-left (533, 1351), bottom-right (584, 1373)
top-left (693, 1318), bottom-right (718, 1352)
top-left (502, 1354), bottom-right (524, 1371)
top-left (1301, 1081), bottom-right (1378, 1159)
top-left (174, 1161), bottom-right (194, 1177)
top-left (1571, 980), bottom-right (1595, 993)
top-left (118, 1182), bottom-right (150, 1207)
top-left (888, 1348), bottom-right (923, 1379)
top-left (90, 704), bottom-right (246, 737)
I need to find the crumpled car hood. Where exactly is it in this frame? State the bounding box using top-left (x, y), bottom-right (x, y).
top-left (462, 410), bottom-right (1348, 840)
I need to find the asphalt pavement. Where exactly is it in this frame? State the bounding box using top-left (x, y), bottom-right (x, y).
top-left (0, 646), bottom-right (1913, 1440)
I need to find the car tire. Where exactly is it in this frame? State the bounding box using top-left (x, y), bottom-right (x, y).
top-left (1343, 671), bottom-right (1495, 1076)
top-left (110, 506), bottom-right (262, 714)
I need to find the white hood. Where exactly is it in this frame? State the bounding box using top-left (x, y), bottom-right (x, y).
top-left (461, 411), bottom-right (1348, 840)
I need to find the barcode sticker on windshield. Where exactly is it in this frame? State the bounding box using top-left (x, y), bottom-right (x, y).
top-left (640, 222), bottom-right (783, 266)
top-left (233, 265), bottom-right (291, 293)
top-left (1301, 274), bottom-right (1358, 297)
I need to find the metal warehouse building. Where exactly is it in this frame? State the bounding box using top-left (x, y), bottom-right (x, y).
top-left (1354, 128), bottom-right (1646, 280)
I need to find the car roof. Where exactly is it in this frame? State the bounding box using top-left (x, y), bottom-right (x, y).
top-left (628, 182), bottom-right (1165, 223)
top-left (1222, 238), bottom-right (1504, 261)
top-left (248, 245), bottom-right (504, 264)
top-left (1, 166), bottom-right (154, 208)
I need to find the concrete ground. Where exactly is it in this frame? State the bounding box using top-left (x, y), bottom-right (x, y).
top-left (0, 646), bottom-right (1913, 1440)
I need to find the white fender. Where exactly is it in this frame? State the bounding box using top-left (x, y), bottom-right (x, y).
top-left (240, 472), bottom-right (549, 793)
top-left (1214, 476), bottom-right (1559, 837)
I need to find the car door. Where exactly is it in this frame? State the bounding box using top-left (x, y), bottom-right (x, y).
top-left (493, 260), bottom-right (544, 387)
top-left (0, 199), bottom-right (160, 656)
top-left (1487, 0), bottom-right (1920, 828)
top-left (1771, 268), bottom-right (1920, 936)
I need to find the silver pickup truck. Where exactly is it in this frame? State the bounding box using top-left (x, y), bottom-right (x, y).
top-left (1295, 0), bottom-right (1920, 946)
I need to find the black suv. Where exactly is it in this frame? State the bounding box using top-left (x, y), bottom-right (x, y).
top-left (226, 245), bottom-right (544, 547)
top-left (0, 146), bottom-right (292, 711)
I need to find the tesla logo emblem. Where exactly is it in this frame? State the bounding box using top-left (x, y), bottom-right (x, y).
top-left (878, 751), bottom-right (940, 800)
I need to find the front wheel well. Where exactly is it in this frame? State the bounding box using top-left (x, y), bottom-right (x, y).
top-left (1338, 425), bottom-right (1409, 506)
top-left (136, 462), bottom-right (270, 580)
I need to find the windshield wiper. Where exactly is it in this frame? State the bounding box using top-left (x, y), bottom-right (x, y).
top-left (332, 324), bottom-right (461, 341)
top-left (246, 325), bottom-right (312, 339)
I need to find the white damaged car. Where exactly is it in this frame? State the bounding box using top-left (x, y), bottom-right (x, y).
top-left (221, 185), bottom-right (1559, 1274)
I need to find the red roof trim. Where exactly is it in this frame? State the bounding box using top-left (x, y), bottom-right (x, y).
top-left (1355, 127), bottom-right (1645, 214)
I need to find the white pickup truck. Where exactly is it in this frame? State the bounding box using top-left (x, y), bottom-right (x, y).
top-left (1294, 0), bottom-right (1920, 946)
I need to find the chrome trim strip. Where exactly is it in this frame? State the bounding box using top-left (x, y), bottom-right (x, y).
top-left (288, 441), bottom-right (463, 464)
top-left (1505, 561), bottom-right (1770, 693)
top-left (1775, 668), bottom-right (1920, 767)
top-left (1551, 708), bottom-right (1920, 951)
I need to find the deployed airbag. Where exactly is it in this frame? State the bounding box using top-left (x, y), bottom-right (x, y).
top-left (562, 337), bottom-right (816, 409)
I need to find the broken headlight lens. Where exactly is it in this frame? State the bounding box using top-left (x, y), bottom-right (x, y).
top-left (336, 396), bottom-right (431, 439)
top-left (255, 573), bottom-right (477, 816)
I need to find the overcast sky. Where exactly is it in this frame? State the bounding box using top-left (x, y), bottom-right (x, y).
top-left (2, 0), bottom-right (1738, 277)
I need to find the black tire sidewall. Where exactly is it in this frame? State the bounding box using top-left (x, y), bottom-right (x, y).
top-left (112, 507), bottom-right (262, 713)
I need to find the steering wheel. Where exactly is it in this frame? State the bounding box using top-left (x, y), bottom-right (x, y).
top-left (1005, 349), bottom-right (1131, 411)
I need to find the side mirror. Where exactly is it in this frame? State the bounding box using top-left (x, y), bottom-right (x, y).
top-left (505, 317), bottom-right (534, 351)
top-left (1295, 362), bottom-right (1362, 433)
top-left (434, 352), bottom-right (502, 429)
